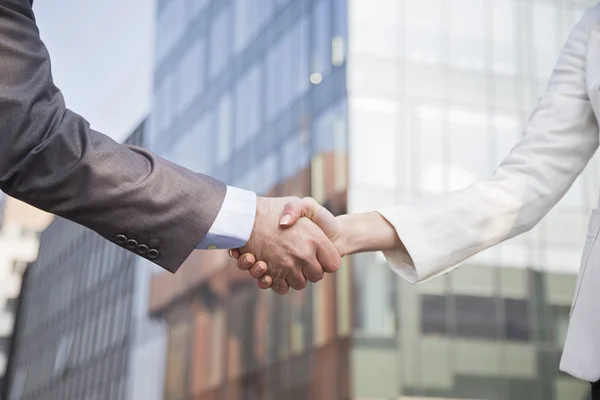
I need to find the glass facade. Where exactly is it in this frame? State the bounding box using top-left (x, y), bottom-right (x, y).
top-left (150, 0), bottom-right (349, 399)
top-left (347, 0), bottom-right (600, 399)
top-left (6, 123), bottom-right (149, 400)
top-left (149, 0), bottom-right (600, 399)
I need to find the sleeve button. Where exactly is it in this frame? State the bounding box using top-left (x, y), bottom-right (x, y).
top-left (115, 235), bottom-right (127, 245)
top-left (136, 244), bottom-right (149, 254)
top-left (126, 239), bottom-right (139, 249)
top-left (147, 249), bottom-right (160, 259)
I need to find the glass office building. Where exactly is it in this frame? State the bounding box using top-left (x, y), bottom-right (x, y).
top-left (150, 0), bottom-right (599, 399)
top-left (5, 121), bottom-right (168, 400)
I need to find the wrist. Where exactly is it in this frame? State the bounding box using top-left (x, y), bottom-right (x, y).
top-left (336, 212), bottom-right (403, 255)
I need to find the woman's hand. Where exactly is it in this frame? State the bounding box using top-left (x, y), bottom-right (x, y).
top-left (230, 197), bottom-right (346, 291)
top-left (230, 197), bottom-right (403, 292)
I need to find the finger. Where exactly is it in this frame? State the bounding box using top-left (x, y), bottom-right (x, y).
top-left (315, 230), bottom-right (342, 273)
top-left (271, 279), bottom-right (290, 295)
top-left (229, 249), bottom-right (241, 259)
top-left (236, 253), bottom-right (256, 271)
top-left (257, 275), bottom-right (272, 289)
top-left (286, 271), bottom-right (308, 291)
top-left (279, 197), bottom-right (320, 226)
top-left (280, 198), bottom-right (339, 240)
top-left (302, 262), bottom-right (325, 283)
top-left (248, 261), bottom-right (268, 279)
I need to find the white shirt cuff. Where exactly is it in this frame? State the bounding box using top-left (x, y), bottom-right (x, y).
top-left (196, 186), bottom-right (257, 250)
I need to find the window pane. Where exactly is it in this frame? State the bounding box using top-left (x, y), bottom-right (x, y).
top-left (415, 105), bottom-right (446, 194)
top-left (165, 321), bottom-right (190, 399)
top-left (504, 298), bottom-right (530, 341)
top-left (234, 0), bottom-right (274, 54)
top-left (209, 6), bottom-right (232, 79)
top-left (177, 38), bottom-right (206, 115)
top-left (421, 295), bottom-right (448, 335)
top-left (190, 0), bottom-right (210, 17)
top-left (492, 0), bottom-right (518, 74)
top-left (216, 94), bottom-right (233, 164)
top-left (448, 108), bottom-right (491, 184)
top-left (156, 0), bottom-right (187, 62)
top-left (448, 0), bottom-right (485, 70)
top-left (493, 113), bottom-right (520, 165)
top-left (311, 0), bottom-right (332, 76)
top-left (532, 2), bottom-right (558, 79)
top-left (454, 295), bottom-right (498, 339)
top-left (405, 0), bottom-right (443, 64)
top-left (235, 63), bottom-right (263, 147)
top-left (350, 98), bottom-right (397, 188)
top-left (352, 254), bottom-right (397, 337)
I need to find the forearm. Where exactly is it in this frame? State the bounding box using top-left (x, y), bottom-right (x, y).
top-left (336, 212), bottom-right (405, 256)
top-left (0, 1), bottom-right (229, 272)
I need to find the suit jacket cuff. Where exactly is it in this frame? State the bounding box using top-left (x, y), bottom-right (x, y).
top-left (196, 186), bottom-right (256, 250)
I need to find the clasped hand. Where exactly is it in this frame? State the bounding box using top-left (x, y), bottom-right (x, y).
top-left (230, 196), bottom-right (347, 295)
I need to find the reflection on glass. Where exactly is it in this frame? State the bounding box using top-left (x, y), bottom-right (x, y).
top-left (235, 62), bottom-right (262, 148)
top-left (312, 0), bottom-right (332, 76)
top-left (448, 108), bottom-right (491, 181)
top-left (266, 17), bottom-right (309, 121)
top-left (352, 254), bottom-right (396, 337)
top-left (532, 2), bottom-right (558, 79)
top-left (405, 0), bottom-right (443, 64)
top-left (492, 0), bottom-right (518, 74)
top-left (156, 0), bottom-right (187, 62)
top-left (234, 0), bottom-right (274, 54)
top-left (209, 5), bottom-right (232, 79)
top-left (448, 0), bottom-right (485, 70)
top-left (416, 105), bottom-right (446, 193)
top-left (216, 94), bottom-right (232, 164)
top-left (176, 37), bottom-right (205, 115)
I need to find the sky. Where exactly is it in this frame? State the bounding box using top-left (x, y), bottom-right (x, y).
top-left (33, 0), bottom-right (155, 143)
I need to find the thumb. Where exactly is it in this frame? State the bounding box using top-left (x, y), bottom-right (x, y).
top-left (279, 197), bottom-right (339, 240)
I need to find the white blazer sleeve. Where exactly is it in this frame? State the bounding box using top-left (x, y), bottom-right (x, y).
top-left (378, 6), bottom-right (600, 284)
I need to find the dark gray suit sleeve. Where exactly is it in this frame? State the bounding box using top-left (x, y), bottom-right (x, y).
top-left (0, 1), bottom-right (228, 272)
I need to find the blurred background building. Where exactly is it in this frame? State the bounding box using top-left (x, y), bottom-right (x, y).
top-left (5, 121), bottom-right (169, 400)
top-left (147, 0), bottom-right (600, 400)
top-left (0, 196), bottom-right (52, 400)
top-left (4, 0), bottom-right (600, 400)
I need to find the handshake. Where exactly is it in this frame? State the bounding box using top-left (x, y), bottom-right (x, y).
top-left (229, 196), bottom-right (403, 294)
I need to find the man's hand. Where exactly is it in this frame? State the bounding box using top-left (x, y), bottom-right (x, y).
top-left (232, 197), bottom-right (347, 291)
top-left (236, 197), bottom-right (341, 294)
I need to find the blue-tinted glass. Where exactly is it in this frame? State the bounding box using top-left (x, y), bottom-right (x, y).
top-left (333, 0), bottom-right (347, 38)
top-left (266, 17), bottom-right (309, 122)
top-left (265, 41), bottom-right (281, 121)
top-left (172, 113), bottom-right (213, 174)
top-left (156, 0), bottom-right (187, 62)
top-left (313, 108), bottom-right (334, 152)
top-left (234, 0), bottom-right (274, 54)
top-left (282, 133), bottom-right (301, 178)
top-left (266, 30), bottom-right (291, 120)
top-left (190, 0), bottom-right (210, 17)
top-left (291, 16), bottom-right (310, 101)
top-left (209, 5), bottom-right (232, 79)
top-left (216, 93), bottom-right (233, 164)
top-left (312, 0), bottom-right (332, 76)
top-left (255, 152), bottom-right (279, 195)
top-left (176, 38), bottom-right (205, 115)
top-left (235, 62), bottom-right (263, 148)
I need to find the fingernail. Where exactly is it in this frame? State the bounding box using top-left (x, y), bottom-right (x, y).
top-left (261, 277), bottom-right (269, 284)
top-left (228, 250), bottom-right (234, 258)
top-left (280, 214), bottom-right (291, 225)
top-left (258, 264), bottom-right (265, 273)
top-left (243, 256), bottom-right (252, 266)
